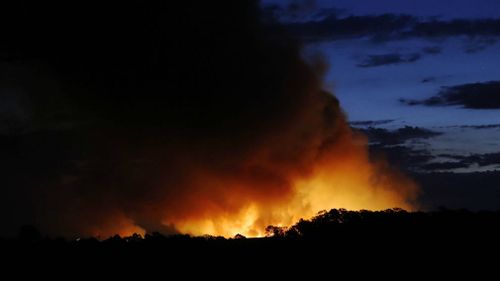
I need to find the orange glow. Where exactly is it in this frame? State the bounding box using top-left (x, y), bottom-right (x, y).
top-left (171, 205), bottom-right (265, 237)
top-left (88, 214), bottom-right (146, 239)
top-left (158, 128), bottom-right (418, 238)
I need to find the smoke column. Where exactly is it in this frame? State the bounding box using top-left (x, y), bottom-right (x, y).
top-left (0, 1), bottom-right (418, 237)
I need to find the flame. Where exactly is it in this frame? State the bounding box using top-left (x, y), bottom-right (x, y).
top-left (171, 205), bottom-right (265, 237)
top-left (158, 129), bottom-right (418, 238)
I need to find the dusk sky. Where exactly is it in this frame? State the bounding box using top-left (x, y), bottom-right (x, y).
top-left (1, 1), bottom-right (499, 238)
top-left (263, 0), bottom-right (500, 173)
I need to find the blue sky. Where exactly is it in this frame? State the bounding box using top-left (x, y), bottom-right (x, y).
top-left (314, 38), bottom-right (500, 127)
top-left (264, 0), bottom-right (500, 19)
top-left (262, 0), bottom-right (500, 172)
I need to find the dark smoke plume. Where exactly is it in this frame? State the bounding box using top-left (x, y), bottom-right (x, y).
top-left (0, 1), bottom-right (417, 237)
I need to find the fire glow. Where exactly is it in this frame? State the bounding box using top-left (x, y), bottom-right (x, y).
top-left (27, 2), bottom-right (419, 239)
top-left (103, 123), bottom-right (418, 238)
top-left (157, 126), bottom-right (418, 238)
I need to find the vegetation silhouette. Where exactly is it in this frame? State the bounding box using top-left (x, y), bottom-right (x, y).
top-left (4, 208), bottom-right (499, 247)
top-left (2, 208), bottom-right (499, 274)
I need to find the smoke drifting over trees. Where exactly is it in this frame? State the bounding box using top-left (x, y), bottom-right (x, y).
top-left (0, 1), bottom-right (417, 238)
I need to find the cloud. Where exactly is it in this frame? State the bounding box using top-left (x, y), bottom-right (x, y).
top-left (349, 119), bottom-right (394, 126)
top-left (458, 124), bottom-right (500, 129)
top-left (463, 37), bottom-right (497, 53)
top-left (355, 123), bottom-right (500, 210)
top-left (360, 126), bottom-right (447, 173)
top-left (422, 46), bottom-right (442, 54)
top-left (369, 144), bottom-right (434, 172)
top-left (359, 126), bottom-right (441, 145)
top-left (419, 161), bottom-right (469, 171)
top-left (415, 171), bottom-right (500, 210)
top-left (263, 2), bottom-right (346, 24)
top-left (377, 148), bottom-right (500, 173)
top-left (357, 53), bottom-right (421, 67)
top-left (283, 14), bottom-right (500, 43)
top-left (370, 139), bottom-right (500, 173)
top-left (407, 19), bottom-right (500, 38)
top-left (437, 152), bottom-right (500, 168)
top-left (313, 7), bottom-right (346, 20)
top-left (285, 14), bottom-right (417, 42)
top-left (368, 139), bottom-right (500, 210)
top-left (287, 14), bottom-right (416, 41)
top-left (401, 81), bottom-right (500, 109)
top-left (421, 77), bottom-right (437, 83)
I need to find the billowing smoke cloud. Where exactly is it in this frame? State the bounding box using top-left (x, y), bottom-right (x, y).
top-left (0, 1), bottom-right (418, 237)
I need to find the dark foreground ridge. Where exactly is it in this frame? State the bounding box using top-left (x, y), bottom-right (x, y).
top-left (2, 209), bottom-right (499, 271)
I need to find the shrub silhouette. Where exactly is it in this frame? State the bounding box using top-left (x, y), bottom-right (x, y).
top-left (4, 208), bottom-right (499, 263)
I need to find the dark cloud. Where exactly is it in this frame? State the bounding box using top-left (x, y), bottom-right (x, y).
top-left (463, 37), bottom-right (497, 53)
top-left (283, 14), bottom-right (500, 42)
top-left (419, 161), bottom-right (469, 171)
top-left (360, 127), bottom-right (461, 173)
top-left (458, 124), bottom-right (500, 129)
top-left (436, 152), bottom-right (500, 168)
top-left (369, 144), bottom-right (433, 172)
top-left (465, 152), bottom-right (500, 167)
top-left (369, 145), bottom-right (500, 209)
top-left (439, 124), bottom-right (500, 129)
top-left (349, 119), bottom-right (394, 126)
top-left (362, 125), bottom-right (500, 209)
top-left (401, 81), bottom-right (500, 109)
top-left (437, 153), bottom-right (462, 158)
top-left (313, 7), bottom-right (346, 20)
top-left (286, 0), bottom-right (316, 12)
top-left (374, 145), bottom-right (500, 172)
top-left (357, 53), bottom-right (421, 67)
top-left (371, 141), bottom-right (500, 172)
top-left (359, 126), bottom-right (441, 145)
top-left (381, 148), bottom-right (500, 173)
top-left (420, 75), bottom-right (454, 84)
top-left (285, 14), bottom-right (417, 42)
top-left (421, 77), bottom-right (437, 83)
top-left (422, 46), bottom-right (442, 54)
top-left (359, 126), bottom-right (448, 172)
top-left (272, 0), bottom-right (318, 22)
top-left (360, 123), bottom-right (500, 172)
top-left (263, 2), bottom-right (345, 24)
top-left (406, 19), bottom-right (500, 38)
top-left (415, 171), bottom-right (500, 210)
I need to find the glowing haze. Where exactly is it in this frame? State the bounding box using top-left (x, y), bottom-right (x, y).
top-left (169, 126), bottom-right (419, 237)
top-left (0, 1), bottom-right (418, 238)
